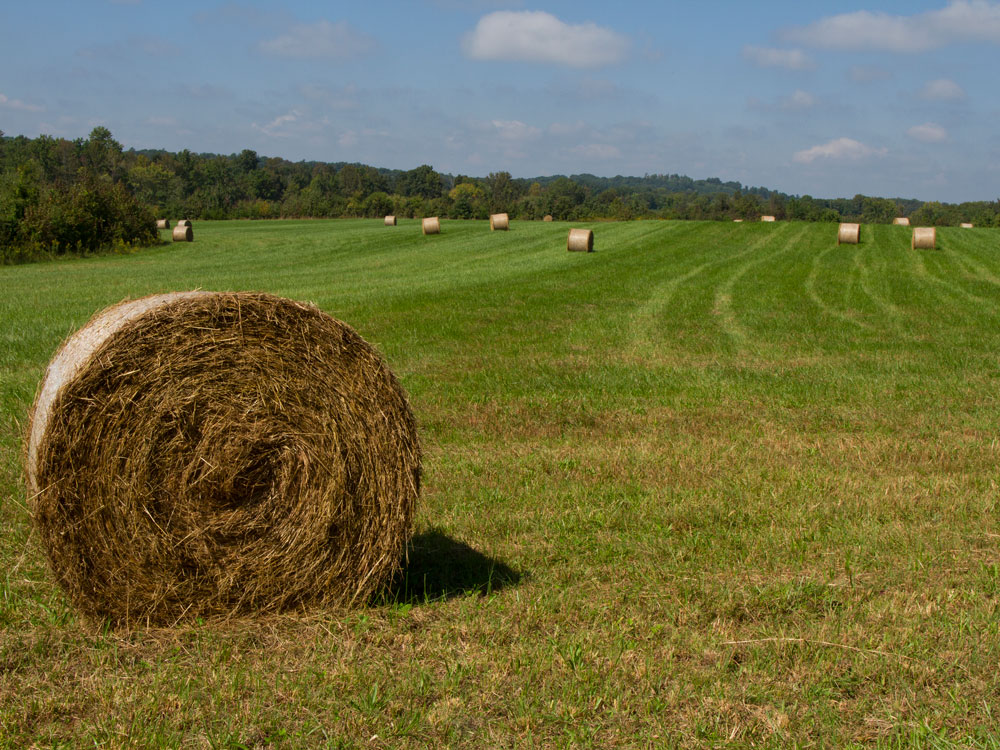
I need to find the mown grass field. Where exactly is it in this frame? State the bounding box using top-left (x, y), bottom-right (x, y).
top-left (2, 218), bottom-right (1000, 747)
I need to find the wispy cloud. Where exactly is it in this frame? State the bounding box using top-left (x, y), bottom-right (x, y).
top-left (252, 110), bottom-right (303, 137)
top-left (908, 122), bottom-right (949, 142)
top-left (742, 45), bottom-right (815, 71)
top-left (794, 137), bottom-right (887, 164)
top-left (919, 78), bottom-right (967, 100)
top-left (462, 11), bottom-right (629, 68)
top-left (0, 93), bottom-right (43, 112)
top-left (782, 0), bottom-right (1000, 53)
top-left (259, 20), bottom-right (375, 59)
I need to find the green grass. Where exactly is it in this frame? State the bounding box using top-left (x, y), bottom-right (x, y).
top-left (3, 218), bottom-right (1000, 747)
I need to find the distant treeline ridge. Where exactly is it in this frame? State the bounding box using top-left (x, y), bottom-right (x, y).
top-left (2, 127), bottom-right (999, 262)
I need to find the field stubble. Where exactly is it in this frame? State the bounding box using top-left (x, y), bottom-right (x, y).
top-left (2, 219), bottom-right (1000, 747)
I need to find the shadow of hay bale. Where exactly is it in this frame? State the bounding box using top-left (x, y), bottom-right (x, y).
top-left (386, 529), bottom-right (523, 604)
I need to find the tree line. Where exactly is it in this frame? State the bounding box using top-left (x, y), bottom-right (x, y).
top-left (2, 127), bottom-right (999, 262)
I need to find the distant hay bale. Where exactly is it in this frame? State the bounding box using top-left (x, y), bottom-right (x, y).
top-left (761, 216), bottom-right (776, 222)
top-left (838, 223), bottom-right (861, 245)
top-left (733, 219), bottom-right (744, 223)
top-left (961, 223), bottom-right (974, 229)
top-left (489, 213), bottom-right (509, 231)
top-left (912, 227), bottom-right (936, 249)
top-left (893, 217), bottom-right (910, 226)
top-left (567, 228), bottom-right (594, 252)
top-left (172, 225), bottom-right (193, 242)
top-left (543, 215), bottom-right (554, 222)
top-left (422, 217), bottom-right (440, 235)
top-left (156, 219), bottom-right (170, 230)
top-left (384, 215), bottom-right (396, 226)
top-left (177, 219), bottom-right (192, 227)
top-left (25, 292), bottom-right (421, 626)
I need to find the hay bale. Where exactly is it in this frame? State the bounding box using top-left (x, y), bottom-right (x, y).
top-left (543, 215), bottom-right (553, 222)
top-left (25, 292), bottom-right (421, 626)
top-left (893, 217), bottom-right (910, 226)
top-left (384, 215), bottom-right (396, 226)
top-left (733, 219), bottom-right (744, 223)
top-left (912, 227), bottom-right (936, 249)
top-left (567, 228), bottom-right (594, 252)
top-left (961, 223), bottom-right (974, 229)
top-left (422, 217), bottom-right (440, 235)
top-left (177, 219), bottom-right (192, 227)
top-left (156, 219), bottom-right (170, 230)
top-left (761, 216), bottom-right (776, 222)
top-left (489, 213), bottom-right (509, 231)
top-left (172, 225), bottom-right (193, 242)
top-left (838, 223), bottom-right (861, 245)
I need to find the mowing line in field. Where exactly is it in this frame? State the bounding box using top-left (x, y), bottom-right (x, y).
top-left (712, 225), bottom-right (808, 351)
top-left (804, 238), bottom-right (878, 333)
top-left (628, 225), bottom-right (776, 359)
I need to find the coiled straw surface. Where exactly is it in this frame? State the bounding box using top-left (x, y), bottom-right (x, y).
top-left (912, 227), bottom-right (936, 249)
top-left (26, 292), bottom-right (421, 626)
top-left (156, 219), bottom-right (170, 230)
top-left (422, 217), bottom-right (440, 235)
top-left (838, 223), bottom-right (860, 245)
top-left (567, 228), bottom-right (594, 252)
top-left (384, 215), bottom-right (396, 226)
top-left (172, 225), bottom-right (193, 242)
top-left (489, 213), bottom-right (509, 231)
top-left (893, 217), bottom-right (910, 226)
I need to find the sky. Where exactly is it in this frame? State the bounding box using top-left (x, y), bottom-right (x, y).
top-left (1, 0), bottom-right (999, 202)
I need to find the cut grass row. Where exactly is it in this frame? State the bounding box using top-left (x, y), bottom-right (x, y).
top-left (2, 218), bottom-right (999, 746)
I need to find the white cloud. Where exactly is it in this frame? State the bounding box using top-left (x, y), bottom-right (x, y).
top-left (742, 45), bottom-right (815, 71)
top-left (259, 20), bottom-right (374, 59)
top-left (252, 110), bottom-right (303, 137)
top-left (782, 0), bottom-right (1000, 53)
top-left (0, 93), bottom-right (43, 112)
top-left (908, 122), bottom-right (949, 142)
top-left (793, 137), bottom-right (887, 164)
top-left (490, 119), bottom-right (542, 141)
top-left (781, 90), bottom-right (817, 110)
top-left (919, 78), bottom-right (967, 100)
top-left (462, 11), bottom-right (629, 68)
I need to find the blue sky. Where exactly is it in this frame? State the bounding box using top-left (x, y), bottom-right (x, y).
top-left (2, 0), bottom-right (999, 202)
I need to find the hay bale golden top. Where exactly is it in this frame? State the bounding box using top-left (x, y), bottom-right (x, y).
top-left (838, 223), bottom-right (860, 245)
top-left (26, 291), bottom-right (420, 626)
top-left (489, 213), bottom-right (509, 231)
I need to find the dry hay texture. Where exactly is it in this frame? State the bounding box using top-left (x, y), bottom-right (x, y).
top-left (177, 219), bottom-right (192, 227)
top-left (893, 217), bottom-right (910, 226)
top-left (838, 223), bottom-right (861, 245)
top-left (961, 223), bottom-right (974, 229)
top-left (156, 219), bottom-right (170, 230)
top-left (422, 217), bottom-right (440, 235)
top-left (543, 215), bottom-right (554, 222)
top-left (26, 292), bottom-right (421, 627)
top-left (760, 216), bottom-right (776, 222)
top-left (489, 213), bottom-right (509, 231)
top-left (384, 215), bottom-right (396, 226)
top-left (912, 227), bottom-right (936, 249)
top-left (172, 225), bottom-right (193, 242)
top-left (567, 228), bottom-right (594, 252)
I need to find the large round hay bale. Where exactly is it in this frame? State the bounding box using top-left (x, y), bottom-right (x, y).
top-left (838, 223), bottom-right (861, 245)
top-left (26, 292), bottom-right (421, 626)
top-left (172, 225), bottom-right (193, 242)
top-left (961, 223), bottom-right (974, 229)
top-left (177, 219), bottom-right (192, 227)
top-left (156, 219), bottom-right (170, 230)
top-left (760, 215), bottom-right (776, 222)
top-left (893, 217), bottom-right (910, 226)
top-left (733, 219), bottom-right (744, 223)
top-left (912, 227), bottom-right (936, 249)
top-left (489, 213), bottom-right (509, 231)
top-left (567, 228), bottom-right (594, 252)
top-left (384, 215), bottom-right (396, 226)
top-left (422, 217), bottom-right (440, 235)
top-left (543, 215), bottom-right (553, 222)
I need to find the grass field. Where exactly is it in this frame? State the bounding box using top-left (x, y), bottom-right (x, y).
top-left (2, 218), bottom-right (1000, 747)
